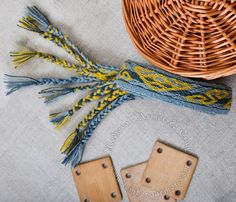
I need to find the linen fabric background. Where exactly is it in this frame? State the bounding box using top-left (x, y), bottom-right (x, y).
top-left (0, 1), bottom-right (236, 201)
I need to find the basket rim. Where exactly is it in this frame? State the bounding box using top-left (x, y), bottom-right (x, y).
top-left (122, 0), bottom-right (236, 80)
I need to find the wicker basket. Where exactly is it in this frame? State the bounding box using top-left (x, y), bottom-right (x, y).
top-left (122, 0), bottom-right (236, 80)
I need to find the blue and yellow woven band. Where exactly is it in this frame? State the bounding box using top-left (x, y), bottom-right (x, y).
top-left (5, 6), bottom-right (233, 167)
top-left (116, 61), bottom-right (232, 114)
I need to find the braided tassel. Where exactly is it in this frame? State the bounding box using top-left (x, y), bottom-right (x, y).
top-left (19, 6), bottom-right (120, 73)
top-left (39, 83), bottom-right (101, 104)
top-left (39, 33), bottom-right (117, 80)
top-left (4, 74), bottom-right (99, 95)
top-left (41, 31), bottom-right (119, 76)
top-left (10, 51), bottom-right (78, 70)
top-left (18, 7), bottom-right (90, 69)
top-left (82, 94), bottom-right (135, 143)
top-left (62, 94), bottom-right (134, 167)
top-left (49, 82), bottom-right (116, 128)
top-left (60, 89), bottom-right (127, 155)
top-left (27, 6), bottom-right (119, 72)
top-left (10, 51), bottom-right (98, 78)
top-left (60, 93), bottom-right (115, 155)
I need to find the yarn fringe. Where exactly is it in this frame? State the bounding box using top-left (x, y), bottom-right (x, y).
top-left (62, 142), bottom-right (85, 167)
top-left (18, 6), bottom-right (50, 33)
top-left (39, 86), bottom-right (76, 104)
top-left (39, 83), bottom-right (101, 104)
top-left (26, 6), bottom-right (50, 31)
top-left (60, 129), bottom-right (85, 155)
top-left (4, 74), bottom-right (40, 95)
top-left (60, 130), bottom-right (78, 154)
top-left (10, 51), bottom-right (37, 68)
top-left (49, 110), bottom-right (74, 129)
top-left (4, 74), bottom-right (99, 95)
top-left (18, 16), bottom-right (41, 33)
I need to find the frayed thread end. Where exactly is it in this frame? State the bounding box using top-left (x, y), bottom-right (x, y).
top-left (60, 129), bottom-right (84, 155)
top-left (60, 130), bottom-right (78, 154)
top-left (4, 74), bottom-right (40, 95)
top-left (26, 6), bottom-right (50, 31)
top-left (10, 51), bottom-right (38, 68)
top-left (39, 87), bottom-right (75, 104)
top-left (18, 16), bottom-right (42, 33)
top-left (49, 110), bottom-right (73, 129)
top-left (18, 6), bottom-right (50, 33)
top-left (62, 142), bottom-right (85, 168)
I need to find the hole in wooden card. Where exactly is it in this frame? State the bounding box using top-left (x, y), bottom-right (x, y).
top-left (102, 163), bottom-right (108, 168)
top-left (125, 173), bottom-right (132, 178)
top-left (75, 170), bottom-right (81, 176)
top-left (111, 192), bottom-right (116, 198)
top-left (157, 147), bottom-right (163, 153)
top-left (186, 160), bottom-right (192, 166)
top-left (145, 177), bottom-right (151, 183)
top-left (84, 198), bottom-right (90, 202)
top-left (175, 190), bottom-right (181, 196)
top-left (164, 195), bottom-right (170, 200)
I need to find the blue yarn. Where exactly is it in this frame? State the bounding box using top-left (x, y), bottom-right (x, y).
top-left (4, 74), bottom-right (99, 95)
top-left (62, 142), bottom-right (85, 167)
top-left (39, 83), bottom-right (100, 104)
top-left (81, 94), bottom-right (135, 143)
top-left (4, 74), bottom-right (41, 95)
top-left (39, 87), bottom-right (75, 104)
top-left (49, 110), bottom-right (73, 126)
top-left (62, 94), bottom-right (135, 167)
top-left (27, 6), bottom-right (50, 31)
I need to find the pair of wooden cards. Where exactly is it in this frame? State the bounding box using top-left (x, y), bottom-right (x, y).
top-left (72, 141), bottom-right (198, 202)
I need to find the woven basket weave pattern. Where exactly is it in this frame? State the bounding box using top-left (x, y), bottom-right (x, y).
top-left (122, 0), bottom-right (236, 80)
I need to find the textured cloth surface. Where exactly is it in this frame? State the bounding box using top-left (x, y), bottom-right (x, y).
top-left (0, 1), bottom-right (236, 202)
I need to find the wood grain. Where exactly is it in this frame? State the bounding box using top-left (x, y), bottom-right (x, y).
top-left (142, 141), bottom-right (198, 200)
top-left (121, 162), bottom-right (176, 202)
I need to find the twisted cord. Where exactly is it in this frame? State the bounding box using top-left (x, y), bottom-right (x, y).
top-left (34, 51), bottom-right (118, 79)
top-left (20, 6), bottom-right (120, 73)
top-left (72, 82), bottom-right (116, 112)
top-left (38, 77), bottom-right (97, 85)
top-left (28, 6), bottom-right (119, 71)
top-left (73, 88), bottom-right (126, 130)
top-left (60, 88), bottom-right (127, 154)
top-left (40, 32), bottom-right (119, 77)
top-left (49, 82), bottom-right (117, 128)
top-left (62, 93), bottom-right (135, 167)
top-left (39, 82), bottom-right (101, 104)
top-left (82, 94), bottom-right (135, 143)
top-left (47, 25), bottom-right (119, 72)
top-left (10, 51), bottom-right (105, 80)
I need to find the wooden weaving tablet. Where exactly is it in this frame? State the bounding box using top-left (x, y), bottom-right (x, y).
top-left (121, 162), bottom-right (176, 202)
top-left (142, 141), bottom-right (198, 200)
top-left (71, 156), bottom-right (122, 202)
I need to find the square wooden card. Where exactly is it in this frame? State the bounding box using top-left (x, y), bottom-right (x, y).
top-left (142, 141), bottom-right (198, 200)
top-left (72, 156), bottom-right (122, 202)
